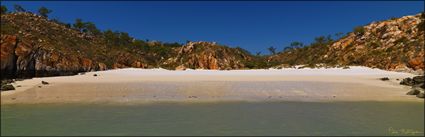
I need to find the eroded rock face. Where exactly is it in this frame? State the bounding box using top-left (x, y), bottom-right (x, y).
top-left (112, 52), bottom-right (148, 69)
top-left (1, 12), bottom-right (160, 79)
top-left (164, 41), bottom-right (252, 70)
top-left (0, 35), bottom-right (18, 78)
top-left (0, 35), bottom-right (108, 79)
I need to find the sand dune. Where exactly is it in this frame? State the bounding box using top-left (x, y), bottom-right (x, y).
top-left (1, 67), bottom-right (422, 104)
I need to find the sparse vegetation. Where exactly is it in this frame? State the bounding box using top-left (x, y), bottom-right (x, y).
top-left (256, 52), bottom-right (261, 56)
top-left (1, 5), bottom-right (7, 14)
top-left (269, 35), bottom-right (336, 67)
top-left (353, 26), bottom-right (365, 35)
top-left (38, 7), bottom-right (52, 17)
top-left (13, 4), bottom-right (25, 12)
top-left (267, 46), bottom-right (277, 55)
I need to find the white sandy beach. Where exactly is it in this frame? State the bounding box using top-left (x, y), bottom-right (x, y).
top-left (1, 66), bottom-right (422, 104)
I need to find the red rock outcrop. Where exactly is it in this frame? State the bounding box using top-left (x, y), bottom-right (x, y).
top-left (1, 12), bottom-right (155, 79)
top-left (164, 41), bottom-right (252, 70)
top-left (0, 35), bottom-right (108, 78)
top-left (0, 35), bottom-right (18, 76)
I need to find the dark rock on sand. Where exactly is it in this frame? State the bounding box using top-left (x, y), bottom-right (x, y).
top-left (41, 81), bottom-right (49, 85)
top-left (400, 77), bottom-right (414, 86)
top-left (1, 84), bottom-right (15, 91)
top-left (406, 88), bottom-right (421, 95)
top-left (400, 76), bottom-right (424, 88)
top-left (414, 83), bottom-right (425, 89)
top-left (1, 79), bottom-right (16, 91)
top-left (398, 76), bottom-right (425, 98)
top-left (416, 93), bottom-right (425, 98)
top-left (380, 77), bottom-right (390, 81)
top-left (93, 74), bottom-right (98, 77)
top-left (413, 76), bottom-right (424, 83)
top-left (1, 79), bottom-right (14, 85)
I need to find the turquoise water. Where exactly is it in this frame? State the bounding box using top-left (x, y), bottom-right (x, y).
top-left (1, 101), bottom-right (424, 136)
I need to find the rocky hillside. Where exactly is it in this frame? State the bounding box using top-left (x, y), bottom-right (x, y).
top-left (269, 13), bottom-right (424, 74)
top-left (0, 12), bottom-right (171, 79)
top-left (162, 41), bottom-right (253, 70)
top-left (1, 13), bottom-right (106, 78)
top-left (1, 12), bottom-right (259, 79)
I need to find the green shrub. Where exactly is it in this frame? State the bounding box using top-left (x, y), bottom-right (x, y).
top-left (353, 26), bottom-right (365, 35)
top-left (38, 7), bottom-right (52, 17)
top-left (1, 5), bottom-right (7, 14)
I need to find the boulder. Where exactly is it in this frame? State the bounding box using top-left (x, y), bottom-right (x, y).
top-left (175, 65), bottom-right (186, 71)
top-left (1, 84), bottom-right (15, 91)
top-left (416, 93), bottom-right (425, 98)
top-left (401, 76), bottom-right (425, 89)
top-left (412, 76), bottom-right (424, 85)
top-left (406, 88), bottom-right (421, 95)
top-left (413, 83), bottom-right (425, 89)
top-left (380, 77), bottom-right (390, 81)
top-left (41, 81), bottom-right (49, 85)
top-left (400, 77), bottom-right (414, 86)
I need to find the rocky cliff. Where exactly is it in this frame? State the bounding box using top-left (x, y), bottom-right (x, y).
top-left (0, 33), bottom-right (108, 79)
top-left (0, 12), bottom-right (152, 79)
top-left (269, 13), bottom-right (424, 74)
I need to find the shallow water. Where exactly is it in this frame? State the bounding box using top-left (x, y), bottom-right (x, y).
top-left (1, 101), bottom-right (424, 136)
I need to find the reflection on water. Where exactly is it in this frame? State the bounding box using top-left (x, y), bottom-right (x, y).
top-left (1, 101), bottom-right (424, 136)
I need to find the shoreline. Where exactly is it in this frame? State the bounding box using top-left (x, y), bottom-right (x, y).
top-left (1, 67), bottom-right (423, 104)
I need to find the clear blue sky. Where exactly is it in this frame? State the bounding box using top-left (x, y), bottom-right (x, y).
top-left (2, 1), bottom-right (424, 54)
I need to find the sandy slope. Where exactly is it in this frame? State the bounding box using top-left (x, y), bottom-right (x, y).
top-left (1, 67), bottom-right (422, 104)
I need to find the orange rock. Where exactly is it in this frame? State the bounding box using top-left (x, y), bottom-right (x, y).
top-left (0, 35), bottom-right (18, 72)
top-left (208, 55), bottom-right (219, 70)
top-left (408, 57), bottom-right (424, 70)
top-left (98, 63), bottom-right (107, 70)
top-left (131, 61), bottom-right (145, 68)
top-left (112, 63), bottom-right (127, 69)
top-left (175, 65), bottom-right (186, 70)
top-left (80, 58), bottom-right (93, 71)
